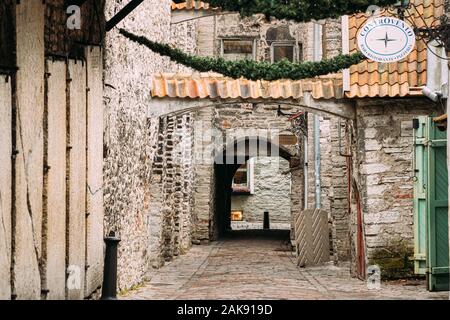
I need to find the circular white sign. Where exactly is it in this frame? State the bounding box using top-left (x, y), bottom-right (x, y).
top-left (357, 17), bottom-right (416, 63)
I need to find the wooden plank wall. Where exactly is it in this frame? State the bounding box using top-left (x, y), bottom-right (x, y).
top-left (0, 3), bottom-right (105, 299)
top-left (43, 60), bottom-right (67, 299)
top-left (0, 75), bottom-right (12, 299)
top-left (67, 60), bottom-right (87, 300)
top-left (85, 46), bottom-right (104, 296)
top-left (13, 0), bottom-right (45, 299)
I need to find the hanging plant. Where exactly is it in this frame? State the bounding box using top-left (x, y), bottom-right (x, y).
top-left (119, 29), bottom-right (365, 81)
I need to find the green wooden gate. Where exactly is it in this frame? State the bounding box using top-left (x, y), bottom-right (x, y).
top-left (413, 116), bottom-right (449, 291)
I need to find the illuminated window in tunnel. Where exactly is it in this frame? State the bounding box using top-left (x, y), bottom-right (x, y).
top-left (233, 164), bottom-right (248, 185)
top-left (231, 210), bottom-right (244, 221)
top-left (231, 160), bottom-right (254, 194)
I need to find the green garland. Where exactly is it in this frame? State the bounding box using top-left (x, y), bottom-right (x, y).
top-left (201, 0), bottom-right (399, 22)
top-left (119, 29), bottom-right (365, 81)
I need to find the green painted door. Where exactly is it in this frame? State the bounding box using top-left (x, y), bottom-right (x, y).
top-left (426, 117), bottom-right (449, 291)
top-left (413, 117), bottom-right (449, 291)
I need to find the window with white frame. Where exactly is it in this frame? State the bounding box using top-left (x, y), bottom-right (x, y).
top-left (220, 38), bottom-right (256, 61)
top-left (231, 159), bottom-right (255, 194)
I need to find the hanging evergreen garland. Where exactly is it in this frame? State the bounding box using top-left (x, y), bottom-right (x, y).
top-left (201, 0), bottom-right (399, 22)
top-left (119, 29), bottom-right (365, 81)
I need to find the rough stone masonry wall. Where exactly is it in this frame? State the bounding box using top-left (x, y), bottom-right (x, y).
top-left (103, 0), bottom-right (198, 291)
top-left (148, 114), bottom-right (196, 269)
top-left (355, 98), bottom-right (441, 278)
top-left (231, 157), bottom-right (292, 223)
top-left (306, 114), bottom-right (351, 262)
top-left (322, 19), bottom-right (342, 59)
top-left (206, 103), bottom-right (299, 236)
top-left (214, 13), bottom-right (314, 62)
top-left (301, 18), bottom-right (351, 261)
top-left (192, 107), bottom-right (216, 243)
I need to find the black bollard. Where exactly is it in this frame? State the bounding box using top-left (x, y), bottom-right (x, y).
top-left (263, 211), bottom-right (270, 230)
top-left (100, 231), bottom-right (121, 300)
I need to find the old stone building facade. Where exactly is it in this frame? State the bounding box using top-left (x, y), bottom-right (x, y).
top-left (0, 0), bottom-right (447, 299)
top-left (150, 0), bottom-right (445, 281)
top-left (230, 156), bottom-right (291, 225)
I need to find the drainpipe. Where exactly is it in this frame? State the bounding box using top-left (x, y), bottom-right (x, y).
top-left (304, 120), bottom-right (308, 210)
top-left (313, 23), bottom-right (323, 209)
top-left (314, 115), bottom-right (321, 209)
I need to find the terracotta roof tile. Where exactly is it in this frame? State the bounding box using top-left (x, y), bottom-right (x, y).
top-left (152, 73), bottom-right (344, 100)
top-left (347, 0), bottom-right (444, 98)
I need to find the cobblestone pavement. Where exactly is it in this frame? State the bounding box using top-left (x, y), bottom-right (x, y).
top-left (121, 230), bottom-right (449, 300)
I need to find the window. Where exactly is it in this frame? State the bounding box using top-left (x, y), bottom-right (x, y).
top-left (231, 159), bottom-right (254, 194)
top-left (270, 42), bottom-right (303, 63)
top-left (232, 163), bottom-right (249, 191)
top-left (220, 39), bottom-right (256, 61)
top-left (231, 210), bottom-right (244, 221)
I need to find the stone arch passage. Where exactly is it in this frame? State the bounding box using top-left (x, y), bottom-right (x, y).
top-left (150, 101), bottom-right (357, 269)
top-left (212, 136), bottom-right (295, 239)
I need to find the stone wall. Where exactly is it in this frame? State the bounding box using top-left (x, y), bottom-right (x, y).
top-left (192, 107), bottom-right (215, 242)
top-left (322, 19), bottom-right (342, 59)
top-left (148, 114), bottom-right (196, 269)
top-left (194, 104), bottom-right (301, 243)
top-left (354, 98), bottom-right (441, 277)
top-left (305, 114), bottom-right (351, 262)
top-left (231, 157), bottom-right (291, 223)
top-left (103, 0), bottom-right (198, 291)
top-left (214, 13), bottom-right (314, 62)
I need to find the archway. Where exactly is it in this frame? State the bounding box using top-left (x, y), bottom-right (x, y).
top-left (211, 136), bottom-right (295, 239)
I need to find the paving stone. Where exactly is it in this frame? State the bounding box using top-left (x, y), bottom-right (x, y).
top-left (120, 232), bottom-right (449, 300)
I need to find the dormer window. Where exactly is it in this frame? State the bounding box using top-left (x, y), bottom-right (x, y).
top-left (220, 38), bottom-right (256, 61)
